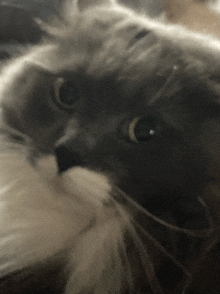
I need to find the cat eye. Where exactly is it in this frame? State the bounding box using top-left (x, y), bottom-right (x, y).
top-left (53, 77), bottom-right (80, 110)
top-left (129, 116), bottom-right (157, 143)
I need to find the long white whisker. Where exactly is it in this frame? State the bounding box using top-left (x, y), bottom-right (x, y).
top-left (110, 240), bottom-right (124, 294)
top-left (127, 223), bottom-right (164, 294)
top-left (115, 188), bottom-right (211, 237)
top-left (110, 199), bottom-right (134, 293)
top-left (133, 220), bottom-right (191, 276)
top-left (119, 240), bottom-right (134, 294)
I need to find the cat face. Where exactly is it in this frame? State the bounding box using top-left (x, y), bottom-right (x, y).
top-left (2, 1), bottom-right (220, 293)
top-left (2, 0), bottom-right (220, 215)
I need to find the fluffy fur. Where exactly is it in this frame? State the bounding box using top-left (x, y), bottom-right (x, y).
top-left (1, 0), bottom-right (220, 293)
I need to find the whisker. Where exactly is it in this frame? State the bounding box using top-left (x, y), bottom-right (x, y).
top-left (204, 236), bottom-right (220, 256)
top-left (181, 277), bottom-right (194, 294)
top-left (110, 200), bottom-right (164, 294)
top-left (110, 188), bottom-right (217, 293)
top-left (133, 220), bottom-right (191, 276)
top-left (110, 198), bottom-right (158, 293)
top-left (115, 187), bottom-right (211, 237)
top-left (110, 200), bottom-right (135, 293)
top-left (180, 232), bottom-right (220, 294)
top-left (127, 223), bottom-right (164, 294)
top-left (111, 242), bottom-right (124, 294)
top-left (149, 63), bottom-right (180, 105)
top-left (119, 240), bottom-right (134, 294)
top-left (113, 189), bottom-right (191, 275)
top-left (198, 197), bottom-right (214, 229)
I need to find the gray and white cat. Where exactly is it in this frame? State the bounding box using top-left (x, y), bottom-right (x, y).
top-left (1, 0), bottom-right (220, 293)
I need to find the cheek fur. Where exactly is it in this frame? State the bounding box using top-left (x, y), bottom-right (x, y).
top-left (60, 167), bottom-right (112, 206)
top-left (0, 152), bottom-right (131, 293)
top-left (0, 153), bottom-right (91, 276)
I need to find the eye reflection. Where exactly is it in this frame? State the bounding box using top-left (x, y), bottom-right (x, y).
top-left (129, 116), bottom-right (157, 143)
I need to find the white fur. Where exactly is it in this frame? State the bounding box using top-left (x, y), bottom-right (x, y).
top-left (0, 150), bottom-right (130, 292)
top-left (208, 0), bottom-right (220, 14)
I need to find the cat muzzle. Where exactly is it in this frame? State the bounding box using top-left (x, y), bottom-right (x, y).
top-left (55, 145), bottom-right (83, 173)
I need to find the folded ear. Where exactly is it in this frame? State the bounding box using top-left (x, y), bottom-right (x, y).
top-left (76, 0), bottom-right (116, 11)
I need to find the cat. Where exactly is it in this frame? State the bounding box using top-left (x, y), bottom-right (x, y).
top-left (1, 0), bottom-right (220, 293)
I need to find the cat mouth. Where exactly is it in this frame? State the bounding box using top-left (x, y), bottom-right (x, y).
top-left (54, 145), bottom-right (83, 174)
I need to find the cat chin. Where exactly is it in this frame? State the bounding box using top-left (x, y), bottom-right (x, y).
top-left (37, 156), bottom-right (133, 294)
top-left (37, 154), bottom-right (116, 207)
top-left (0, 152), bottom-right (131, 292)
top-left (0, 152), bottom-right (86, 276)
top-left (61, 166), bottom-right (112, 206)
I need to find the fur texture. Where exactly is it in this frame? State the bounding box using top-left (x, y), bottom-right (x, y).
top-left (1, 0), bottom-right (220, 293)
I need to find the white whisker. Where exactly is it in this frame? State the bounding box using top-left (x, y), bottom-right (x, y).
top-left (111, 189), bottom-right (192, 292)
top-left (120, 241), bottom-right (134, 294)
top-left (115, 188), bottom-right (211, 237)
top-left (133, 220), bottom-right (191, 276)
top-left (110, 200), bottom-right (134, 293)
top-left (110, 199), bottom-right (164, 294)
top-left (127, 223), bottom-right (163, 294)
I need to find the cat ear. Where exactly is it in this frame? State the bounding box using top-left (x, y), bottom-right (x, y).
top-left (76, 0), bottom-right (116, 12)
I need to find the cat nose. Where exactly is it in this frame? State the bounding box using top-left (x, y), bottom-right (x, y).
top-left (54, 144), bottom-right (83, 173)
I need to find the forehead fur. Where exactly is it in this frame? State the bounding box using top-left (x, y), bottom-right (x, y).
top-left (22, 9), bottom-right (169, 98)
top-left (23, 0), bottom-right (220, 83)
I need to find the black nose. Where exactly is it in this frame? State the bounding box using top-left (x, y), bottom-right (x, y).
top-left (55, 145), bottom-right (82, 173)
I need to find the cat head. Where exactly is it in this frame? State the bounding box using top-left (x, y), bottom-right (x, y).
top-left (2, 1), bottom-right (220, 293)
top-left (1, 0), bottom-right (220, 225)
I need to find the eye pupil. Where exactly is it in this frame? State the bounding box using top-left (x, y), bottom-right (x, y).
top-left (59, 81), bottom-right (79, 105)
top-left (54, 78), bottom-right (80, 110)
top-left (129, 116), bottom-right (157, 143)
